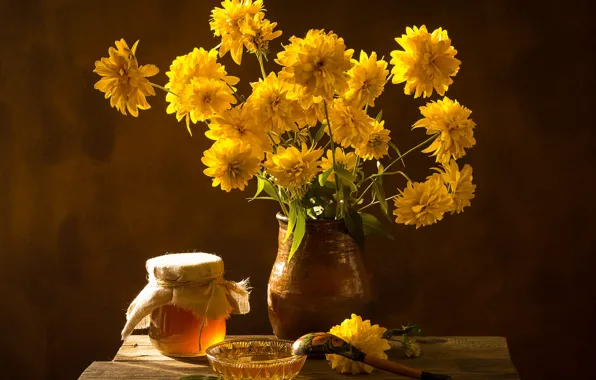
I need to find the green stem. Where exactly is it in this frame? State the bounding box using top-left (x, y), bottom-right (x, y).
top-left (150, 83), bottom-right (177, 97)
top-left (355, 135), bottom-right (436, 207)
top-left (257, 54), bottom-right (268, 80)
top-left (323, 101), bottom-right (339, 193)
top-left (365, 170), bottom-right (412, 183)
top-left (355, 181), bottom-right (375, 206)
top-left (383, 133), bottom-right (439, 173)
top-left (258, 173), bottom-right (289, 215)
top-left (323, 102), bottom-right (338, 188)
top-left (225, 82), bottom-right (243, 103)
top-left (267, 132), bottom-right (277, 153)
top-left (359, 194), bottom-right (399, 211)
top-left (353, 156), bottom-right (360, 176)
top-left (277, 188), bottom-right (290, 216)
top-left (323, 101), bottom-right (341, 218)
top-left (389, 141), bottom-right (406, 168)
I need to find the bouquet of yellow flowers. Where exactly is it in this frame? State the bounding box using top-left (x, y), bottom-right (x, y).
top-left (93, 0), bottom-right (476, 259)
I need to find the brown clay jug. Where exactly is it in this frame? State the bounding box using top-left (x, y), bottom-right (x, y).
top-left (267, 213), bottom-right (372, 340)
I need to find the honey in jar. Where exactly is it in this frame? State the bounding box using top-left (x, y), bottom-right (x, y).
top-left (121, 252), bottom-right (250, 358)
top-left (149, 305), bottom-right (226, 356)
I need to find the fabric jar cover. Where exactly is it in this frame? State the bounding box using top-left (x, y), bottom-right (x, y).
top-left (121, 252), bottom-right (250, 340)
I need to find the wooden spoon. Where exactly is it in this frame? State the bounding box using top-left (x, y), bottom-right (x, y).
top-left (292, 332), bottom-right (452, 379)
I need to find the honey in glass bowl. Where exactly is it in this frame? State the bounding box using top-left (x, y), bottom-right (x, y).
top-left (149, 305), bottom-right (226, 357)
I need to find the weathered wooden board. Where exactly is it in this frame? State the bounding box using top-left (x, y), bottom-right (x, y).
top-left (114, 335), bottom-right (277, 362)
top-left (79, 335), bottom-right (519, 379)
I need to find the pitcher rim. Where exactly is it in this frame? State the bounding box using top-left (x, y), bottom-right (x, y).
top-left (276, 212), bottom-right (345, 226)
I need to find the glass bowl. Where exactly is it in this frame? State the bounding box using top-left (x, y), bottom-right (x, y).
top-left (206, 338), bottom-right (307, 379)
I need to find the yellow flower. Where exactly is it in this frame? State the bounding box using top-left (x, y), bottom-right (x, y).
top-left (263, 144), bottom-right (323, 189)
top-left (202, 139), bottom-right (261, 192)
top-left (206, 105), bottom-right (270, 158)
top-left (165, 48), bottom-right (239, 133)
top-left (210, 0), bottom-right (263, 64)
top-left (390, 25), bottom-right (461, 98)
top-left (239, 12), bottom-right (282, 57)
top-left (276, 29), bottom-right (354, 103)
top-left (296, 101), bottom-right (326, 127)
top-left (354, 119), bottom-right (390, 160)
top-left (413, 97), bottom-right (476, 164)
top-left (343, 51), bottom-right (389, 107)
top-left (327, 314), bottom-right (391, 375)
top-left (393, 176), bottom-right (453, 228)
top-left (320, 148), bottom-right (357, 182)
top-left (246, 72), bottom-right (302, 134)
top-left (433, 160), bottom-right (476, 214)
top-left (183, 78), bottom-right (237, 124)
top-left (328, 100), bottom-right (374, 148)
top-left (93, 39), bottom-right (159, 117)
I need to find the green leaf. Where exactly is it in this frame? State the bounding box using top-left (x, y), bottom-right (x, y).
top-left (344, 207), bottom-right (365, 249)
top-left (360, 212), bottom-right (394, 240)
top-left (262, 179), bottom-right (279, 201)
top-left (288, 208), bottom-right (306, 261)
top-left (334, 167), bottom-right (358, 193)
top-left (372, 179), bottom-right (392, 222)
top-left (247, 196), bottom-right (277, 202)
top-left (284, 202), bottom-right (298, 243)
top-left (375, 109), bottom-right (383, 122)
top-left (324, 180), bottom-right (337, 189)
top-left (313, 123), bottom-right (327, 143)
top-left (251, 176), bottom-right (266, 201)
top-left (334, 166), bottom-right (356, 182)
top-left (318, 168), bottom-right (333, 186)
top-left (389, 141), bottom-right (406, 167)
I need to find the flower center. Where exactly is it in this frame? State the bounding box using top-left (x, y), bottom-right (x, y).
top-left (270, 95), bottom-right (280, 107)
top-left (288, 163), bottom-right (306, 178)
top-left (412, 204), bottom-right (426, 214)
top-left (235, 125), bottom-right (246, 136)
top-left (203, 94), bottom-right (212, 104)
top-left (368, 134), bottom-right (381, 147)
top-left (227, 162), bottom-right (241, 177)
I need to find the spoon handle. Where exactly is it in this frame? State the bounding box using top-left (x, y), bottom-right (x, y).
top-left (364, 355), bottom-right (452, 379)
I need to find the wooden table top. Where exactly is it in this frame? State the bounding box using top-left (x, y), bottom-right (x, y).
top-left (79, 335), bottom-right (519, 379)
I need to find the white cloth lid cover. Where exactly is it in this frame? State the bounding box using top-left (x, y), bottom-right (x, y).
top-left (121, 252), bottom-right (250, 340)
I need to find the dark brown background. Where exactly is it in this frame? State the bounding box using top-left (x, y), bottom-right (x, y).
top-left (1, 0), bottom-right (595, 378)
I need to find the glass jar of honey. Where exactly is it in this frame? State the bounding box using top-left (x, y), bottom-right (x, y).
top-left (149, 305), bottom-right (227, 357)
top-left (121, 252), bottom-right (250, 358)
